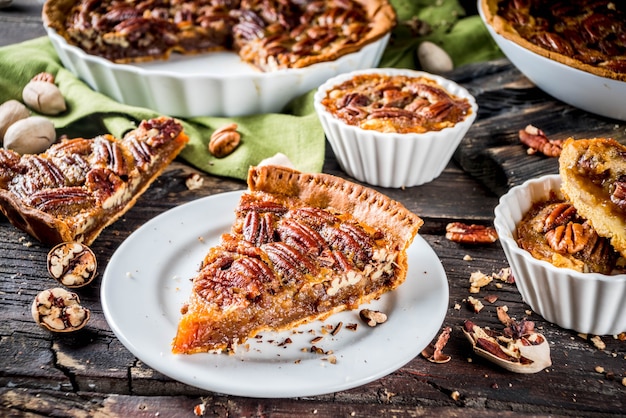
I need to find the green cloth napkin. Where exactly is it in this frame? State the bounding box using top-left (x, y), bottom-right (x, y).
top-left (0, 0), bottom-right (502, 181)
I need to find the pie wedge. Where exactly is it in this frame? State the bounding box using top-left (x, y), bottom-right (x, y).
top-left (559, 137), bottom-right (626, 258)
top-left (0, 117), bottom-right (189, 246)
top-left (172, 165), bottom-right (423, 354)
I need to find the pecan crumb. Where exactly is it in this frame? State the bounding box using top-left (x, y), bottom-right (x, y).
top-left (421, 326), bottom-right (452, 363)
top-left (310, 336), bottom-right (323, 344)
top-left (595, 365), bottom-right (605, 374)
top-left (193, 403), bottom-right (206, 416)
top-left (484, 294), bottom-right (498, 304)
top-left (591, 335), bottom-right (606, 350)
top-left (359, 309), bottom-right (387, 327)
top-left (469, 270), bottom-right (493, 293)
top-left (467, 296), bottom-right (484, 313)
top-left (185, 173), bottom-right (204, 190)
top-left (450, 391), bottom-right (461, 401)
top-left (331, 322), bottom-right (343, 336)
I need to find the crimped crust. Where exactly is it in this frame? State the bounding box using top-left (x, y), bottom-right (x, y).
top-left (0, 117), bottom-right (188, 246)
top-left (559, 138), bottom-right (626, 258)
top-left (480, 0), bottom-right (626, 82)
top-left (42, 0), bottom-right (396, 69)
top-left (172, 165), bottom-right (422, 354)
top-left (247, 165), bottom-right (423, 247)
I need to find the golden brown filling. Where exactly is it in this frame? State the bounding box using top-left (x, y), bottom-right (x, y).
top-left (517, 198), bottom-right (618, 274)
top-left (495, 0), bottom-right (626, 76)
top-left (320, 74), bottom-right (472, 134)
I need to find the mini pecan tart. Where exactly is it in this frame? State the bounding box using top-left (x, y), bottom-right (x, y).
top-left (516, 198), bottom-right (619, 274)
top-left (559, 137), bottom-right (626, 258)
top-left (319, 73), bottom-right (473, 134)
top-left (42, 0), bottom-right (396, 70)
top-left (172, 165), bottom-right (423, 354)
top-left (0, 117), bottom-right (189, 246)
top-left (480, 0), bottom-right (626, 82)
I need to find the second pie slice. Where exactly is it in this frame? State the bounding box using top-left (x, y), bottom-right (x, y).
top-left (172, 165), bottom-right (424, 354)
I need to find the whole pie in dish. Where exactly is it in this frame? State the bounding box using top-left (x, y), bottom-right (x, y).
top-left (480, 0), bottom-right (626, 82)
top-left (42, 0), bottom-right (396, 71)
top-left (0, 117), bottom-right (188, 246)
top-left (319, 72), bottom-right (474, 133)
top-left (172, 165), bottom-right (423, 354)
top-left (559, 137), bottom-right (626, 258)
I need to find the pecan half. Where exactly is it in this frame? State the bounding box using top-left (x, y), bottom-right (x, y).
top-left (445, 222), bottom-right (498, 244)
top-left (31, 288), bottom-right (90, 332)
top-left (209, 123), bottom-right (241, 158)
top-left (519, 125), bottom-right (564, 157)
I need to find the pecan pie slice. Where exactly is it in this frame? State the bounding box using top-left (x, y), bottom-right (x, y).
top-left (172, 165), bottom-right (423, 354)
top-left (42, 0), bottom-right (396, 70)
top-left (0, 117), bottom-right (189, 245)
top-left (481, 0), bottom-right (626, 82)
top-left (559, 138), bottom-right (626, 258)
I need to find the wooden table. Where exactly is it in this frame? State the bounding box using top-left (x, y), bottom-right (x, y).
top-left (1, 2), bottom-right (624, 417)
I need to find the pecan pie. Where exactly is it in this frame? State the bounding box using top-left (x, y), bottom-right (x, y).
top-left (319, 73), bottom-right (473, 133)
top-left (0, 117), bottom-right (188, 246)
top-left (172, 165), bottom-right (423, 354)
top-left (481, 0), bottom-right (626, 82)
top-left (42, 0), bottom-right (395, 71)
top-left (559, 138), bottom-right (626, 258)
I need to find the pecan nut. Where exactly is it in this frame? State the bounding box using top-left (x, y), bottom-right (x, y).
top-left (519, 125), bottom-right (564, 157)
top-left (208, 123), bottom-right (241, 158)
top-left (445, 222), bottom-right (498, 244)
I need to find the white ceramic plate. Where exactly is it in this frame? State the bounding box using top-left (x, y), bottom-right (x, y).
top-left (101, 191), bottom-right (449, 398)
top-left (46, 26), bottom-right (389, 118)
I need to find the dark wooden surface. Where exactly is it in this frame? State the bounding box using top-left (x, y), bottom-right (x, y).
top-left (1, 2), bottom-right (625, 417)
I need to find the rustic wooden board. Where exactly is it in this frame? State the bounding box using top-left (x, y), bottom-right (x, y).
top-left (451, 59), bottom-right (626, 195)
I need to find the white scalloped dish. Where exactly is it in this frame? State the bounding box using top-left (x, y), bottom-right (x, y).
top-left (494, 175), bottom-right (626, 336)
top-left (45, 25), bottom-right (390, 118)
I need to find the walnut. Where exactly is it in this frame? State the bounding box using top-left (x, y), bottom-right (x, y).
top-left (47, 241), bottom-right (98, 288)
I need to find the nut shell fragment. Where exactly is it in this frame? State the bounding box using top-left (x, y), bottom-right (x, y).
top-left (47, 241), bottom-right (97, 288)
top-left (462, 319), bottom-right (551, 374)
top-left (31, 288), bottom-right (90, 332)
